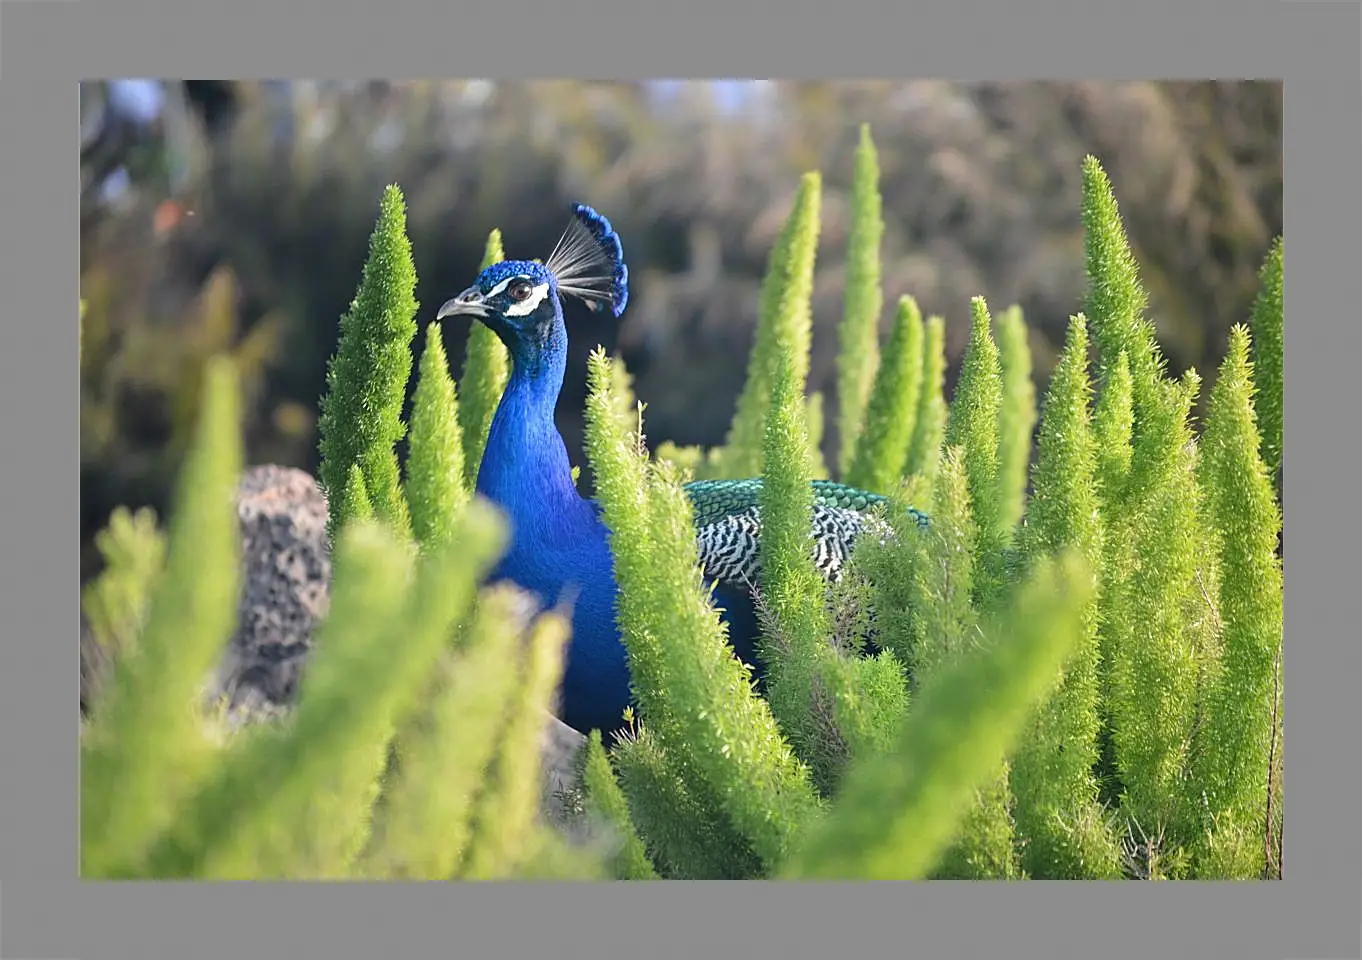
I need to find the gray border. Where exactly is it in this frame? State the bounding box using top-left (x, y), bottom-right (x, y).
top-left (4, 0), bottom-right (1356, 957)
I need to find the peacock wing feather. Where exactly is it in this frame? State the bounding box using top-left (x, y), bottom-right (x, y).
top-left (682, 479), bottom-right (929, 590)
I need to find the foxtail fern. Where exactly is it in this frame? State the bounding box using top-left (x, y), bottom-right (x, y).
top-left (406, 322), bottom-right (468, 550)
top-left (1081, 156), bottom-right (1161, 403)
top-left (836, 123), bottom-right (886, 476)
top-left (903, 314), bottom-right (948, 495)
top-left (786, 552), bottom-right (1094, 880)
top-left (996, 304), bottom-right (1037, 532)
top-left (317, 184), bottom-right (419, 539)
top-left (1010, 315), bottom-right (1122, 879)
top-left (81, 357), bottom-right (243, 878)
top-left (845, 295), bottom-right (924, 494)
top-left (944, 297), bottom-right (1005, 605)
top-left (584, 347), bottom-right (822, 874)
top-left (578, 730), bottom-right (659, 880)
top-left (457, 229), bottom-right (511, 490)
top-left (1189, 325), bottom-right (1284, 877)
top-left (367, 585), bottom-right (535, 880)
top-left (1249, 238), bottom-right (1283, 484)
top-left (717, 173), bottom-right (822, 479)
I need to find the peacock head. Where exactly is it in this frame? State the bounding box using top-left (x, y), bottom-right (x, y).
top-left (436, 203), bottom-right (629, 370)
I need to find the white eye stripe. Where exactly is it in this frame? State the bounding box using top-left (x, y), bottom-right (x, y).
top-left (485, 276), bottom-right (518, 298)
top-left (504, 282), bottom-right (551, 317)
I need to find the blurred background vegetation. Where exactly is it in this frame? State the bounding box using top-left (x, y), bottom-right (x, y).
top-left (79, 78), bottom-right (1282, 586)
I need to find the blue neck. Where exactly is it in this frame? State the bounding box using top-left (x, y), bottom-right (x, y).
top-left (475, 320), bottom-right (592, 535)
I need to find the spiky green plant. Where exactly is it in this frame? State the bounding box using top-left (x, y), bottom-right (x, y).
top-left (1249, 238), bottom-right (1283, 484)
top-left (81, 142), bottom-right (1284, 886)
top-left (81, 357), bottom-right (243, 878)
top-left (81, 506), bottom-right (166, 665)
top-left (1189, 325), bottom-right (1284, 877)
top-left (584, 346), bottom-right (822, 874)
top-left (366, 585), bottom-right (535, 880)
top-left (578, 730), bottom-right (659, 880)
top-left (454, 229), bottom-right (512, 492)
top-left (1010, 315), bottom-right (1123, 879)
top-left (996, 305), bottom-right (1037, 532)
top-left (845, 295), bottom-right (924, 494)
top-left (903, 314), bottom-right (948, 494)
top-left (317, 184), bottom-right (419, 539)
top-left (1081, 156), bottom-right (1161, 404)
top-left (716, 173), bottom-right (822, 479)
top-left (836, 123), bottom-right (886, 476)
top-left (945, 297), bottom-right (1006, 604)
top-left (406, 321), bottom-right (468, 550)
top-left (460, 609), bottom-right (572, 879)
top-left (1094, 350), bottom-right (1135, 510)
top-left (785, 552), bottom-right (1095, 880)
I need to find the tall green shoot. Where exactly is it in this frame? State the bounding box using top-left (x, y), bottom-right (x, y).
top-left (996, 305), bottom-right (1037, 532)
top-left (1011, 315), bottom-right (1122, 879)
top-left (317, 184), bottom-right (419, 538)
top-left (81, 357), bottom-right (243, 878)
top-left (1189, 326), bottom-right (1284, 877)
top-left (148, 506), bottom-right (507, 878)
top-left (406, 321), bottom-right (468, 550)
top-left (836, 123), bottom-right (886, 476)
top-left (1249, 238), bottom-right (1283, 485)
top-left (1081, 156), bottom-right (1162, 405)
top-left (457, 229), bottom-right (511, 490)
top-left (903, 314), bottom-right (948, 495)
top-left (717, 174), bottom-right (822, 478)
top-left (845, 295), bottom-right (924, 494)
top-left (367, 585), bottom-right (534, 879)
top-left (584, 347), bottom-right (821, 873)
top-left (945, 297), bottom-right (1005, 604)
top-left (1104, 376), bottom-right (1205, 859)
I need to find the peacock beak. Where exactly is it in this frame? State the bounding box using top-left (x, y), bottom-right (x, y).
top-left (436, 287), bottom-right (488, 320)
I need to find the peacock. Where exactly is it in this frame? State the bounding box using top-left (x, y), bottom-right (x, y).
top-left (436, 204), bottom-right (927, 737)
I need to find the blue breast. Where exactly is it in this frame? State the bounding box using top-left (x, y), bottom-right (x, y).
top-left (489, 504), bottom-right (763, 737)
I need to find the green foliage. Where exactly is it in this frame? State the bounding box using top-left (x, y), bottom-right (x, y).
top-left (366, 585), bottom-right (533, 879)
top-left (717, 173), bottom-right (822, 479)
top-left (945, 297), bottom-right (1006, 603)
top-left (805, 391), bottom-right (829, 480)
top-left (836, 123), bottom-right (886, 476)
top-left (456, 229), bottom-right (511, 491)
top-left (1189, 325), bottom-right (1283, 876)
top-left (786, 552), bottom-right (1095, 879)
top-left (406, 322), bottom-right (468, 550)
top-left (82, 357), bottom-right (243, 878)
top-left (1249, 237), bottom-right (1283, 483)
top-left (584, 346), bottom-right (822, 874)
top-left (83, 142), bottom-right (1284, 884)
top-left (1094, 350), bottom-right (1135, 509)
top-left (907, 448), bottom-right (1018, 878)
top-left (995, 305), bottom-right (1037, 532)
top-left (903, 314), bottom-right (948, 494)
top-left (1011, 316), bottom-right (1123, 879)
top-left (845, 295), bottom-right (924, 494)
top-left (461, 610), bottom-right (571, 879)
top-left (750, 174), bottom-right (871, 792)
top-left (1081, 155), bottom-right (1162, 400)
top-left (317, 184), bottom-right (419, 540)
top-left (578, 730), bottom-right (659, 880)
top-left (341, 462), bottom-right (374, 524)
top-left (81, 506), bottom-right (166, 661)
top-left (1102, 376), bottom-right (1206, 855)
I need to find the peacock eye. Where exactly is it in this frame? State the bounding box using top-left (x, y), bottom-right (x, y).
top-left (507, 279), bottom-right (534, 302)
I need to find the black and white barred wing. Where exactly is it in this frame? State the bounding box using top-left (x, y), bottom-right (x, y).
top-left (693, 504), bottom-right (895, 590)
